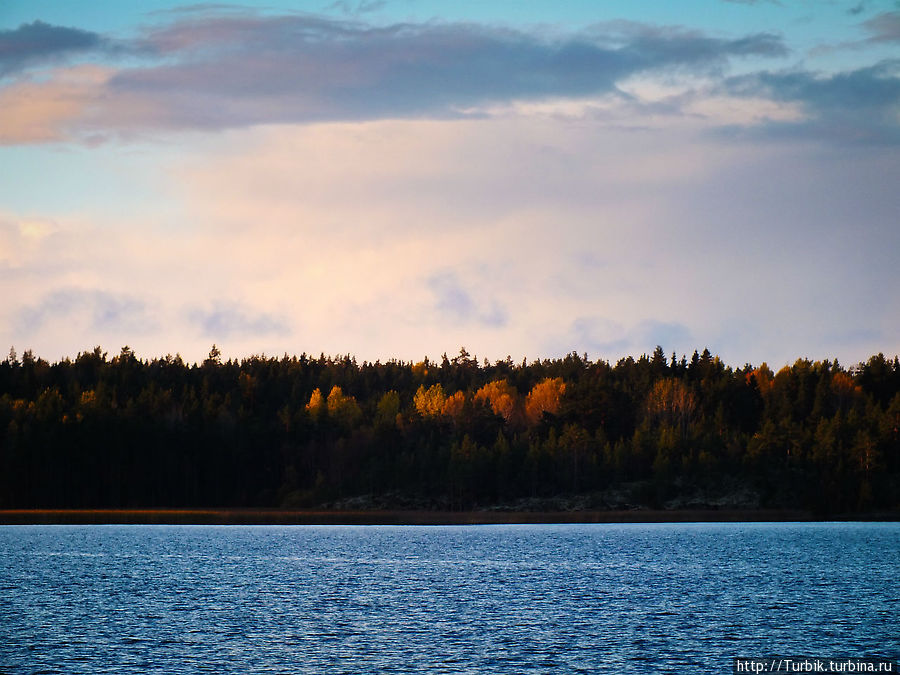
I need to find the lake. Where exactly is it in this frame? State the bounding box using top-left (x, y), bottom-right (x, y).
top-left (1, 522), bottom-right (897, 674)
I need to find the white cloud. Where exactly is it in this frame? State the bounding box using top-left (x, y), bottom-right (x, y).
top-left (1, 112), bottom-right (897, 366)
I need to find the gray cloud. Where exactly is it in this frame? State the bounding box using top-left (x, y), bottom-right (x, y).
top-left (145, 3), bottom-right (260, 16)
top-left (0, 21), bottom-right (109, 77)
top-left (811, 10), bottom-right (900, 53)
top-left (19, 11), bottom-right (900, 148)
top-left (428, 272), bottom-right (508, 328)
top-left (720, 59), bottom-right (900, 144)
top-left (639, 320), bottom-right (694, 353)
top-left (189, 303), bottom-right (290, 338)
top-left (570, 317), bottom-right (629, 355)
top-left (17, 289), bottom-right (155, 333)
top-left (569, 317), bottom-right (694, 359)
top-left (429, 272), bottom-right (475, 320)
top-left (862, 11), bottom-right (900, 43)
top-left (84, 14), bottom-right (786, 131)
top-left (327, 0), bottom-right (388, 15)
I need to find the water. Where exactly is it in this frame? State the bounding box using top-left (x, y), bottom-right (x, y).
top-left (1, 522), bottom-right (897, 674)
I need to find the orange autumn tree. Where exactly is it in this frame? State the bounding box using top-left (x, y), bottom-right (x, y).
top-left (474, 379), bottom-right (521, 426)
top-left (524, 377), bottom-right (567, 427)
top-left (441, 390), bottom-right (466, 423)
top-left (747, 363), bottom-right (774, 397)
top-left (831, 371), bottom-right (863, 414)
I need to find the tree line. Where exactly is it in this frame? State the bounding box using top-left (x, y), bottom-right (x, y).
top-left (1, 345), bottom-right (898, 513)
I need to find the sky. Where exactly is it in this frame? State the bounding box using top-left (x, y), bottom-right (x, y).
top-left (0, 0), bottom-right (898, 368)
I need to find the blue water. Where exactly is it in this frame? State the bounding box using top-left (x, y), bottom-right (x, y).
top-left (1, 522), bottom-right (897, 674)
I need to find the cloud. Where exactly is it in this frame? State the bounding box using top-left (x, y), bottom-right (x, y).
top-left (720, 59), bottom-right (900, 144)
top-left (2, 12), bottom-right (895, 151)
top-left (0, 215), bottom-right (59, 267)
top-left (327, 0), bottom-right (388, 15)
top-left (0, 65), bottom-right (111, 144)
top-left (145, 3), bottom-right (260, 16)
top-left (639, 321), bottom-right (694, 353)
top-left (189, 303), bottom-right (291, 339)
top-left (1, 111), bottom-right (897, 366)
top-left (0, 21), bottom-right (111, 77)
top-left (164, 116), bottom-right (898, 366)
top-left (427, 271), bottom-right (508, 328)
top-left (570, 317), bottom-right (629, 354)
top-left (811, 10), bottom-right (900, 54)
top-left (122, 16), bottom-right (785, 114)
top-left (17, 289), bottom-right (156, 334)
top-left (0, 13), bottom-right (787, 142)
top-left (568, 317), bottom-right (694, 359)
top-left (862, 11), bottom-right (900, 43)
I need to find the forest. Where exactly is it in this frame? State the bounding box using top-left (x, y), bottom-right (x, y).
top-left (1, 345), bottom-right (899, 514)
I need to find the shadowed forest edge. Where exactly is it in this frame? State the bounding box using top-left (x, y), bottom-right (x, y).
top-left (2, 346), bottom-right (899, 514)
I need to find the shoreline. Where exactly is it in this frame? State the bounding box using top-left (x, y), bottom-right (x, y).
top-left (1, 508), bottom-right (898, 525)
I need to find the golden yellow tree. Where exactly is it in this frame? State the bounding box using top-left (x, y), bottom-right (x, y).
top-left (375, 390), bottom-right (401, 428)
top-left (306, 388), bottom-right (325, 420)
top-left (413, 383), bottom-right (446, 418)
top-left (326, 385), bottom-right (362, 428)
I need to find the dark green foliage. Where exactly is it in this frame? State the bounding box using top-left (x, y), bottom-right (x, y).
top-left (1, 346), bottom-right (898, 513)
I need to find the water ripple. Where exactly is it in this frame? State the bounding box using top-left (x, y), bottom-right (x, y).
top-left (0, 522), bottom-right (898, 674)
